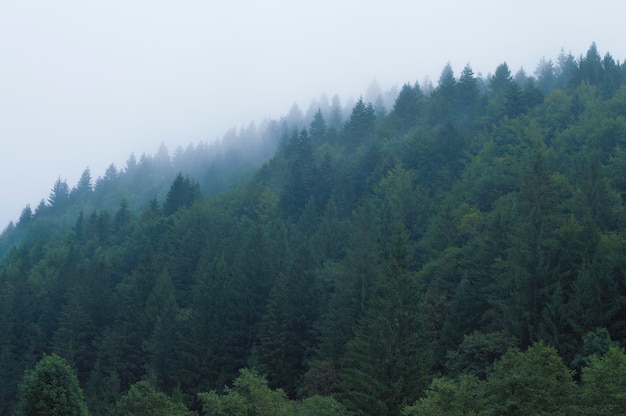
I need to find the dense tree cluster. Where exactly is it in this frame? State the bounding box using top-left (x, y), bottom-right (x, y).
top-left (2, 44), bottom-right (626, 415)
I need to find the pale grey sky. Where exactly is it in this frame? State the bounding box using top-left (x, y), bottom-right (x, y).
top-left (1, 0), bottom-right (625, 228)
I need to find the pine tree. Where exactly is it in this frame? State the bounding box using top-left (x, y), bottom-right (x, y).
top-left (391, 84), bottom-right (420, 131)
top-left (343, 97), bottom-right (376, 148)
top-left (162, 173), bottom-right (201, 216)
top-left (48, 177), bottom-right (70, 212)
top-left (340, 227), bottom-right (427, 416)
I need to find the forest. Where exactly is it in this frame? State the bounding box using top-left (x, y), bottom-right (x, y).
top-left (2, 43), bottom-right (626, 415)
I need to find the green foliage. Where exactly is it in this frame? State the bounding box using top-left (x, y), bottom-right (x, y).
top-left (17, 353), bottom-right (89, 416)
top-left (578, 346), bottom-right (626, 415)
top-left (295, 394), bottom-right (348, 416)
top-left (198, 368), bottom-right (292, 416)
top-left (340, 227), bottom-right (427, 416)
top-left (481, 342), bottom-right (576, 416)
top-left (401, 374), bottom-right (482, 416)
top-left (2, 44), bottom-right (626, 415)
top-left (198, 369), bottom-right (348, 416)
top-left (112, 381), bottom-right (194, 416)
top-left (163, 173), bottom-right (201, 216)
top-left (445, 331), bottom-right (518, 379)
top-left (406, 343), bottom-right (584, 416)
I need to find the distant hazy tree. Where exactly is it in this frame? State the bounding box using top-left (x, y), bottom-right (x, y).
top-left (284, 103), bottom-right (305, 129)
top-left (95, 163), bottom-right (120, 193)
top-left (48, 177), bottom-right (70, 211)
top-left (391, 84), bottom-right (420, 130)
top-left (457, 64), bottom-right (479, 110)
top-left (104, 163), bottom-right (119, 181)
top-left (490, 62), bottom-right (513, 97)
top-left (430, 63), bottom-right (459, 123)
top-left (600, 52), bottom-right (623, 97)
top-left (155, 143), bottom-right (171, 167)
top-left (437, 62), bottom-right (457, 102)
top-left (77, 167), bottom-right (93, 191)
top-left (17, 205), bottom-right (33, 227)
top-left (504, 81), bottom-right (524, 117)
top-left (71, 168), bottom-right (93, 200)
top-left (485, 62), bottom-right (515, 120)
top-left (343, 97), bottom-right (376, 148)
top-left (125, 153), bottom-right (138, 173)
top-left (113, 199), bottom-right (132, 235)
top-left (17, 353), bottom-right (89, 416)
top-left (556, 49), bottom-right (578, 89)
top-left (309, 108), bottom-right (327, 143)
top-left (535, 57), bottom-right (557, 93)
top-left (329, 94), bottom-right (343, 129)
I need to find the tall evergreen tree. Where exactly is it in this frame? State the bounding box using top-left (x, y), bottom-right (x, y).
top-left (343, 97), bottom-right (376, 148)
top-left (340, 226), bottom-right (427, 416)
top-left (162, 173), bottom-right (201, 216)
top-left (391, 84), bottom-right (420, 131)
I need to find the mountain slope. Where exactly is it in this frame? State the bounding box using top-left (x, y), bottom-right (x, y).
top-left (2, 44), bottom-right (626, 415)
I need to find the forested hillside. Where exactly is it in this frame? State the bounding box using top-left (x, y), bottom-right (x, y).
top-left (2, 43), bottom-right (626, 415)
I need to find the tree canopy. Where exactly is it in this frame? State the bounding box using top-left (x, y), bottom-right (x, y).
top-left (2, 44), bottom-right (626, 415)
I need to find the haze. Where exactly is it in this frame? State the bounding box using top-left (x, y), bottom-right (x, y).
top-left (1, 0), bottom-right (625, 229)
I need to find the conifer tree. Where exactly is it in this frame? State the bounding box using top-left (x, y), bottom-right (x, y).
top-left (162, 173), bottom-right (201, 216)
top-left (340, 226), bottom-right (427, 416)
top-left (343, 97), bottom-right (376, 148)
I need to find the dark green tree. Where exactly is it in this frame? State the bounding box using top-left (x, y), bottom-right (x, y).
top-left (481, 342), bottom-right (576, 416)
top-left (255, 238), bottom-right (319, 397)
top-left (316, 201), bottom-right (383, 364)
top-left (113, 381), bottom-right (194, 416)
top-left (144, 269), bottom-right (184, 393)
top-left (578, 346), bottom-right (626, 415)
top-left (490, 62), bottom-right (513, 97)
top-left (162, 173), bottom-right (201, 216)
top-left (500, 147), bottom-right (560, 346)
top-left (457, 64), bottom-right (479, 116)
top-left (504, 80), bottom-right (524, 117)
top-left (436, 62), bottom-right (457, 102)
top-left (17, 353), bottom-right (89, 416)
top-left (577, 42), bottom-right (604, 86)
top-left (340, 227), bottom-right (427, 416)
top-left (401, 374), bottom-right (482, 416)
top-left (198, 368), bottom-right (292, 416)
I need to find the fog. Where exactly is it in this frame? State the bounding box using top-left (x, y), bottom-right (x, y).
top-left (1, 0), bottom-right (625, 229)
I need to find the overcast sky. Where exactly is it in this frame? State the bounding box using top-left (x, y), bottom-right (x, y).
top-left (1, 0), bottom-right (625, 229)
